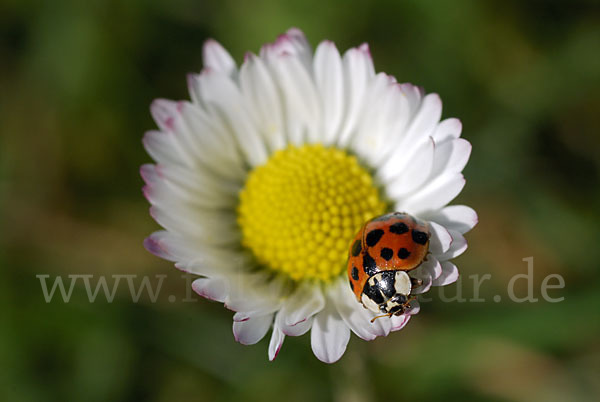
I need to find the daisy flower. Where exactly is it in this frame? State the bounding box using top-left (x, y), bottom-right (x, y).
top-left (142, 28), bottom-right (477, 363)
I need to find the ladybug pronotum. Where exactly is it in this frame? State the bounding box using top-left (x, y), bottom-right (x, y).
top-left (347, 212), bottom-right (431, 320)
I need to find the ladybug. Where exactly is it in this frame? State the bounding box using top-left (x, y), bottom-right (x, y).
top-left (347, 212), bottom-right (430, 320)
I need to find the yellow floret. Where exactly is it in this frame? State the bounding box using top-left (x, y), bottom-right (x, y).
top-left (238, 144), bottom-right (386, 282)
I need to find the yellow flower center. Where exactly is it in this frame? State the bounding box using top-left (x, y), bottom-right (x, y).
top-left (238, 144), bottom-right (386, 282)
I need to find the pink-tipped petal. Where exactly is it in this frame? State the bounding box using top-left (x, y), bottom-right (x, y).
top-left (432, 261), bottom-right (459, 286)
top-left (280, 281), bottom-right (325, 326)
top-left (143, 232), bottom-right (173, 261)
top-left (405, 300), bottom-right (420, 315)
top-left (391, 314), bottom-right (411, 331)
top-left (233, 314), bottom-right (273, 345)
top-left (203, 39), bottom-right (236, 77)
top-left (437, 230), bottom-right (468, 261)
top-left (192, 277), bottom-right (227, 302)
top-left (151, 99), bottom-right (180, 132)
top-left (140, 164), bottom-right (158, 185)
top-left (268, 325), bottom-right (285, 361)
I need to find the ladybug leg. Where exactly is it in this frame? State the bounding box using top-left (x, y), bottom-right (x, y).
top-left (401, 295), bottom-right (418, 313)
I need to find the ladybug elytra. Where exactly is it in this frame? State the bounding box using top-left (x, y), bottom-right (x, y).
top-left (347, 212), bottom-right (430, 320)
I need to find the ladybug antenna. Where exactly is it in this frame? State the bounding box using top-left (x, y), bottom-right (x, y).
top-left (370, 313), bottom-right (392, 323)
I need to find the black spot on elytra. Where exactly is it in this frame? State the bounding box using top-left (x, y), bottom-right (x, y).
top-left (380, 247), bottom-right (393, 261)
top-left (349, 280), bottom-right (354, 291)
top-left (363, 281), bottom-right (384, 304)
top-left (389, 222), bottom-right (409, 235)
top-left (412, 230), bottom-right (429, 245)
top-left (362, 252), bottom-right (377, 276)
top-left (366, 229), bottom-right (384, 247)
top-left (398, 248), bottom-right (411, 259)
top-left (351, 266), bottom-right (359, 280)
top-left (351, 239), bottom-right (362, 257)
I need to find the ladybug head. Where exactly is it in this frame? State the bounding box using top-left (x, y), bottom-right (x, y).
top-left (360, 270), bottom-right (412, 317)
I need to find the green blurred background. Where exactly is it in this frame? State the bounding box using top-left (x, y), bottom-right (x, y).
top-left (2, 0), bottom-right (599, 401)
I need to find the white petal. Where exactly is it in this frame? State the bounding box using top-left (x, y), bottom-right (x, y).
top-left (410, 258), bottom-right (441, 294)
top-left (279, 281), bottom-right (325, 326)
top-left (428, 221), bottom-right (452, 254)
top-left (177, 101), bottom-right (248, 180)
top-left (268, 324), bottom-right (285, 361)
top-left (233, 313), bottom-right (273, 345)
top-left (337, 43), bottom-right (375, 147)
top-left (225, 274), bottom-right (286, 315)
top-left (421, 205), bottom-right (478, 234)
top-left (311, 305), bottom-right (351, 363)
top-left (157, 163), bottom-right (240, 201)
top-left (261, 28), bottom-right (312, 68)
top-left (378, 135), bottom-right (432, 184)
top-left (174, 247), bottom-right (249, 277)
top-left (143, 231), bottom-right (178, 262)
top-left (149, 98), bottom-right (249, 182)
top-left (432, 261), bottom-right (459, 286)
top-left (398, 92), bottom-right (441, 147)
top-left (150, 100), bottom-right (215, 170)
top-left (405, 299), bottom-right (420, 315)
top-left (432, 118), bottom-right (462, 143)
top-left (430, 138), bottom-right (472, 179)
top-left (187, 73), bottom-right (203, 106)
top-left (140, 164), bottom-right (159, 185)
top-left (142, 161), bottom-right (238, 210)
top-left (196, 70), bottom-right (267, 167)
top-left (399, 173), bottom-right (465, 214)
top-left (313, 41), bottom-right (344, 144)
top-left (417, 256), bottom-right (442, 280)
top-left (239, 53), bottom-right (286, 152)
top-left (203, 39), bottom-right (236, 77)
top-left (285, 27), bottom-right (312, 61)
top-left (411, 276), bottom-right (432, 294)
top-left (280, 317), bottom-right (313, 336)
top-left (384, 137), bottom-right (435, 198)
top-left (142, 130), bottom-right (186, 167)
top-left (275, 306), bottom-right (314, 337)
top-left (268, 53), bottom-right (321, 144)
top-left (330, 278), bottom-right (391, 340)
top-left (375, 92), bottom-right (438, 176)
top-left (352, 74), bottom-right (409, 166)
top-left (437, 229), bottom-right (468, 261)
top-left (149, 204), bottom-right (239, 246)
top-left (398, 83), bottom-right (424, 112)
top-left (390, 314), bottom-right (411, 331)
top-left (144, 230), bottom-right (231, 267)
top-left (192, 277), bottom-right (227, 302)
top-left (143, 170), bottom-right (236, 211)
